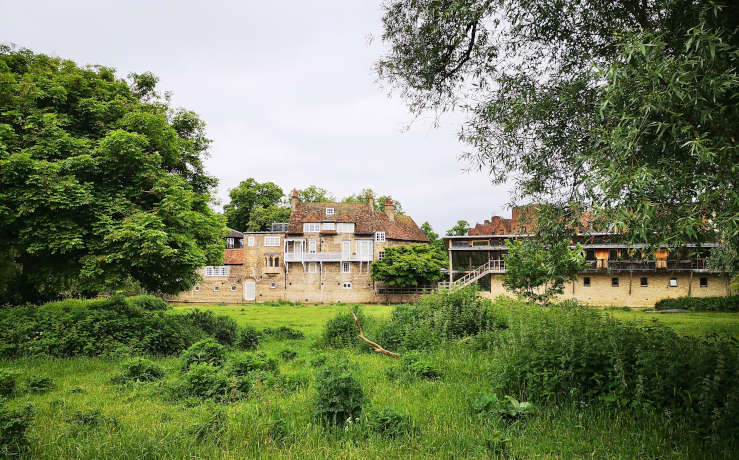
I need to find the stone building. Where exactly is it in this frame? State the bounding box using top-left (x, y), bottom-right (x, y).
top-left (171, 191), bottom-right (429, 304)
top-left (444, 207), bottom-right (731, 308)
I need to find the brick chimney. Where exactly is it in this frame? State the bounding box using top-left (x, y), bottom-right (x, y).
top-left (291, 188), bottom-right (299, 211)
top-left (368, 191), bottom-right (374, 211)
top-left (384, 198), bottom-right (395, 221)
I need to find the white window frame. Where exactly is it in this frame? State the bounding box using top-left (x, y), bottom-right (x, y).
top-left (308, 240), bottom-right (317, 254)
top-left (326, 207), bottom-right (335, 216)
top-left (375, 232), bottom-right (386, 242)
top-left (337, 223), bottom-right (355, 233)
top-left (193, 285), bottom-right (199, 292)
top-left (270, 281), bottom-right (276, 289)
top-left (357, 240), bottom-right (373, 257)
top-left (303, 222), bottom-right (320, 233)
top-left (247, 236), bottom-right (255, 247)
top-left (226, 237), bottom-right (235, 248)
top-left (342, 261), bottom-right (350, 273)
top-left (321, 222), bottom-right (335, 231)
top-left (309, 262), bottom-right (317, 273)
top-left (342, 282), bottom-right (352, 289)
top-left (669, 278), bottom-right (678, 287)
top-left (230, 285), bottom-right (236, 292)
top-left (205, 266), bottom-right (229, 277)
top-left (264, 236), bottom-right (281, 247)
top-left (378, 251), bottom-right (385, 261)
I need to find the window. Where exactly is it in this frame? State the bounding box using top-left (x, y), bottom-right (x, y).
top-left (214, 285), bottom-right (219, 292)
top-left (193, 285), bottom-right (199, 292)
top-left (375, 231), bottom-right (386, 242)
top-left (583, 277), bottom-right (591, 287)
top-left (226, 237), bottom-right (235, 248)
top-left (309, 262), bottom-right (317, 273)
top-left (326, 207), bottom-right (334, 216)
top-left (342, 282), bottom-right (352, 289)
top-left (270, 282), bottom-right (276, 289)
top-left (321, 222), bottom-right (335, 231)
top-left (611, 277), bottom-right (619, 287)
top-left (342, 262), bottom-right (350, 273)
top-left (609, 249), bottom-right (618, 260)
top-left (586, 249), bottom-right (595, 260)
top-left (308, 240), bottom-right (317, 254)
top-left (669, 277), bottom-right (678, 287)
top-left (303, 223), bottom-right (320, 233)
top-left (640, 277), bottom-right (648, 287)
top-left (378, 251), bottom-right (385, 261)
top-left (205, 266), bottom-right (229, 277)
top-left (231, 285), bottom-right (236, 291)
top-left (247, 236), bottom-right (255, 247)
top-left (337, 223), bottom-right (355, 233)
top-left (264, 236), bottom-right (281, 247)
top-left (700, 277), bottom-right (708, 288)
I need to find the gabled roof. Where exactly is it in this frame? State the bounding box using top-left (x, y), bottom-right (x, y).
top-left (287, 202), bottom-right (428, 242)
top-left (226, 228), bottom-right (244, 238)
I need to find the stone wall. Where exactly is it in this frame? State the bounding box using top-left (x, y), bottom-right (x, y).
top-left (169, 263), bottom-right (247, 303)
top-left (484, 272), bottom-right (729, 308)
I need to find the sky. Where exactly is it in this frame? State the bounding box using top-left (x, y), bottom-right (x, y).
top-left (0, 0), bottom-right (513, 233)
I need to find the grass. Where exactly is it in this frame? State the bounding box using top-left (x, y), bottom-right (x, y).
top-left (2, 300), bottom-right (736, 459)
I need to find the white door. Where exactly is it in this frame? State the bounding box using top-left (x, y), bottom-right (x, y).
top-left (342, 240), bottom-right (351, 259)
top-left (357, 240), bottom-right (373, 258)
top-left (294, 240), bottom-right (303, 255)
top-left (244, 280), bottom-right (255, 301)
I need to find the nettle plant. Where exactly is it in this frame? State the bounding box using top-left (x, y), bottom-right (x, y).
top-left (313, 363), bottom-right (364, 428)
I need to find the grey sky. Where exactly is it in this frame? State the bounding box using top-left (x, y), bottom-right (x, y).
top-left (1, 0), bottom-right (512, 233)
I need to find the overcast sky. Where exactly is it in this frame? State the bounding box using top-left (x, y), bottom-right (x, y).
top-left (1, 0), bottom-right (512, 233)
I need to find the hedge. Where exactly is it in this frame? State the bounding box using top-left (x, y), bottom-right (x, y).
top-left (654, 295), bottom-right (739, 312)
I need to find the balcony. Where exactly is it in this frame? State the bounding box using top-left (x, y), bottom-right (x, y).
top-left (582, 259), bottom-right (710, 273)
top-left (263, 266), bottom-right (281, 275)
top-left (284, 252), bottom-right (373, 263)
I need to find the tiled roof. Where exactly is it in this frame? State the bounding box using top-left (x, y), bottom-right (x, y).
top-left (226, 228), bottom-right (244, 238)
top-left (288, 202), bottom-right (428, 242)
top-left (224, 248), bottom-right (244, 265)
top-left (469, 216), bottom-right (512, 235)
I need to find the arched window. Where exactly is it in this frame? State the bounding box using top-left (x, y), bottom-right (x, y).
top-left (274, 256), bottom-right (279, 266)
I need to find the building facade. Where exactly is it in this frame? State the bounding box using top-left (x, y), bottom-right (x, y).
top-left (444, 208), bottom-right (731, 308)
top-left (171, 191), bottom-right (429, 304)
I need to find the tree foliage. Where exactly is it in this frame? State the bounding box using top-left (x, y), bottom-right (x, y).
top-left (503, 239), bottom-right (585, 304)
top-left (445, 220), bottom-right (469, 236)
top-left (0, 47), bottom-right (224, 302)
top-left (371, 243), bottom-right (446, 287)
top-left (299, 185), bottom-right (335, 203)
top-left (223, 178), bottom-right (285, 231)
top-left (377, 0), bottom-right (738, 254)
top-left (420, 221), bottom-right (446, 255)
top-left (342, 188), bottom-right (404, 214)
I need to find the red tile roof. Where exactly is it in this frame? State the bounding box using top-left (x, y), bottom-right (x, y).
top-left (224, 248), bottom-right (244, 265)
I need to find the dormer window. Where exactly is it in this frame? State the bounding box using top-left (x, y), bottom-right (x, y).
top-left (326, 207), bottom-right (335, 216)
top-left (375, 232), bottom-right (386, 242)
top-left (336, 223), bottom-right (355, 233)
top-left (226, 237), bottom-right (235, 248)
top-left (303, 223), bottom-right (320, 233)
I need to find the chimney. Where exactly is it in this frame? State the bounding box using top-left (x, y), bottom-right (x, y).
top-left (290, 188), bottom-right (299, 211)
top-left (384, 198), bottom-right (395, 221)
top-left (368, 191), bottom-right (374, 211)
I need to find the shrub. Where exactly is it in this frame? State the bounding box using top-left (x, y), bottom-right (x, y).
top-left (179, 363), bottom-right (231, 400)
top-left (181, 338), bottom-right (226, 370)
top-left (27, 376), bottom-right (54, 393)
top-left (364, 407), bottom-right (412, 438)
top-left (0, 403), bottom-right (34, 457)
top-left (310, 354), bottom-right (328, 368)
top-left (127, 296), bottom-right (169, 311)
top-left (262, 326), bottom-right (305, 340)
top-left (278, 349), bottom-right (297, 361)
top-left (0, 371), bottom-right (18, 398)
top-left (654, 295), bottom-right (739, 312)
top-left (113, 358), bottom-right (165, 383)
top-left (236, 326), bottom-right (260, 350)
top-left (314, 363), bottom-right (364, 427)
top-left (183, 310), bottom-right (240, 346)
top-left (321, 308), bottom-right (371, 349)
top-left (399, 352), bottom-right (441, 380)
top-left (491, 304), bottom-right (738, 435)
top-left (227, 352), bottom-right (279, 377)
top-left (473, 393), bottom-right (533, 421)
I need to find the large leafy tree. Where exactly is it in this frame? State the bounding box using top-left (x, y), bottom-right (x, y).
top-left (342, 188), bottom-right (405, 214)
top-left (377, 0), bottom-right (738, 252)
top-left (223, 179), bottom-right (285, 231)
top-left (299, 185), bottom-right (335, 203)
top-left (446, 220), bottom-right (469, 236)
top-left (421, 221), bottom-right (446, 255)
top-left (371, 243), bottom-right (446, 287)
top-left (0, 47), bottom-right (224, 302)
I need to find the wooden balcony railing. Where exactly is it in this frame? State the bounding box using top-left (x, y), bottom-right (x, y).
top-left (284, 252), bottom-right (373, 263)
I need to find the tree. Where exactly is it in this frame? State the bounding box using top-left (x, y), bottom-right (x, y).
top-left (223, 179), bottom-right (285, 231)
top-left (377, 0), bottom-right (738, 250)
top-left (371, 244), bottom-right (446, 288)
top-left (446, 220), bottom-right (469, 236)
top-left (503, 239), bottom-right (585, 304)
top-left (342, 188), bottom-right (404, 214)
top-left (0, 47), bottom-right (224, 303)
top-left (421, 221), bottom-right (446, 255)
top-left (298, 185), bottom-right (335, 203)
top-left (246, 205), bottom-right (291, 232)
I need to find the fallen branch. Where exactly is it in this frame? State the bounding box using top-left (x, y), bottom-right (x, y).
top-left (349, 308), bottom-right (400, 358)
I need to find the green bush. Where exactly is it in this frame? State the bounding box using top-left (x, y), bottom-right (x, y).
top-left (0, 371), bottom-right (18, 398)
top-left (236, 326), bottom-right (260, 350)
top-left (321, 308), bottom-right (371, 349)
top-left (654, 295), bottom-right (739, 312)
top-left (227, 352), bottom-right (279, 377)
top-left (313, 363), bottom-right (364, 427)
top-left (278, 349), bottom-right (298, 361)
top-left (183, 310), bottom-right (240, 346)
top-left (181, 338), bottom-right (226, 370)
top-left (400, 352), bottom-right (441, 380)
top-left (491, 304), bottom-right (738, 435)
top-left (127, 296), bottom-right (169, 311)
top-left (179, 363), bottom-right (232, 400)
top-left (113, 358), bottom-right (165, 384)
top-left (26, 376), bottom-right (54, 394)
top-left (0, 403), bottom-right (34, 457)
top-left (364, 407), bottom-right (412, 438)
top-left (262, 326), bottom-right (305, 340)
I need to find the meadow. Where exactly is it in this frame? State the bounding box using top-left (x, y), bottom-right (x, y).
top-left (1, 295), bottom-right (737, 459)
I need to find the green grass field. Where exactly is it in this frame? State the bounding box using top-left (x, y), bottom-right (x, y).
top-left (2, 301), bottom-right (737, 459)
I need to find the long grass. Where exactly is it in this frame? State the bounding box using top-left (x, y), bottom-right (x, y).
top-left (2, 301), bottom-right (737, 459)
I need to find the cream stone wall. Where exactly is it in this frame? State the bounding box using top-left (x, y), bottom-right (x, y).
top-left (485, 272), bottom-right (729, 308)
top-left (169, 264), bottom-right (247, 303)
